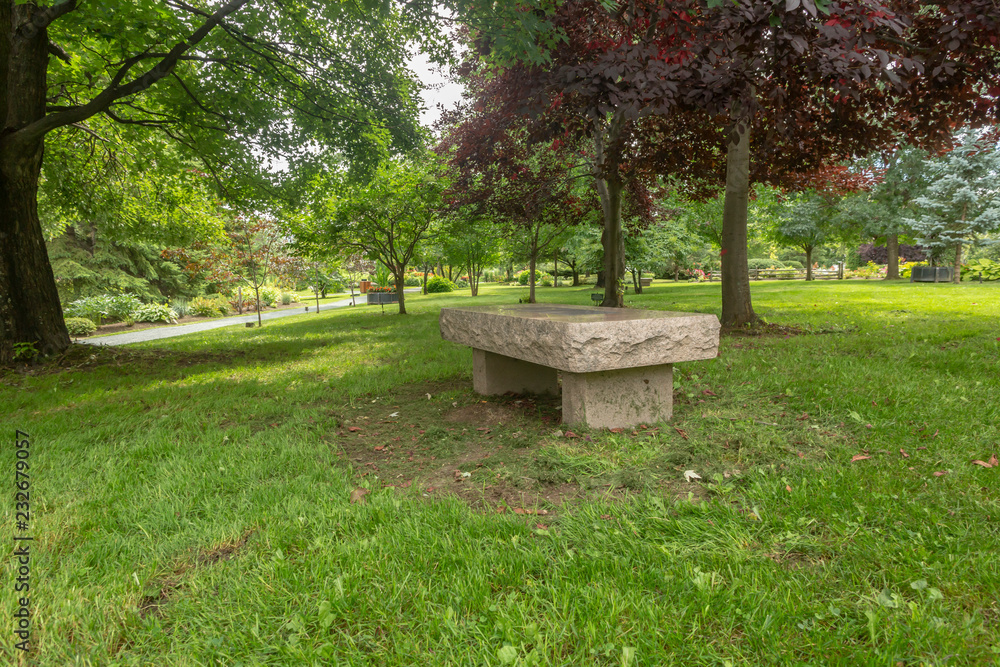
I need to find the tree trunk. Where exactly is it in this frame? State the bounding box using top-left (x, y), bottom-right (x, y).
top-left (805, 247), bottom-right (813, 281)
top-left (468, 260), bottom-right (481, 297)
top-left (0, 10), bottom-right (71, 363)
top-left (632, 267), bottom-right (642, 294)
top-left (0, 158), bottom-right (71, 361)
top-left (570, 261), bottom-right (579, 286)
top-left (553, 251), bottom-right (558, 287)
top-left (253, 284), bottom-right (262, 326)
top-left (592, 120), bottom-right (625, 308)
top-left (885, 234), bottom-right (900, 280)
top-left (421, 263), bottom-right (429, 295)
top-left (595, 271), bottom-right (605, 288)
top-left (528, 253), bottom-right (537, 303)
top-left (394, 268), bottom-right (407, 314)
top-left (953, 242), bottom-right (962, 284)
top-left (720, 122), bottom-right (759, 327)
top-left (597, 176), bottom-right (625, 307)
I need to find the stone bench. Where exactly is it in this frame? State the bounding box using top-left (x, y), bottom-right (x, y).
top-left (439, 304), bottom-right (720, 429)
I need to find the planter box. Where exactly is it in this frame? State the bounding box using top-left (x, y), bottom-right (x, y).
top-left (366, 292), bottom-right (399, 305)
top-left (910, 266), bottom-right (953, 283)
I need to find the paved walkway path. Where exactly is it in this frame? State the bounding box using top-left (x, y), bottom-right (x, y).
top-left (83, 292), bottom-right (381, 347)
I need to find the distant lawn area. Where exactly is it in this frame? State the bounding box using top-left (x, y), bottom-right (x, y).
top-left (2, 280), bottom-right (999, 665)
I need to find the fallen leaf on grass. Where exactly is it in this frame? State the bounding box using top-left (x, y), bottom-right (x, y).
top-left (373, 445), bottom-right (385, 451)
top-left (850, 454), bottom-right (871, 462)
top-left (674, 427), bottom-right (689, 439)
top-left (972, 454), bottom-right (998, 468)
top-left (564, 431), bottom-right (579, 438)
top-left (349, 488), bottom-right (369, 504)
top-left (702, 390), bottom-right (717, 397)
top-left (785, 485), bottom-right (792, 492)
top-left (900, 448), bottom-right (909, 458)
top-left (512, 508), bottom-right (548, 515)
top-left (932, 471), bottom-right (948, 477)
top-left (347, 426), bottom-right (361, 432)
top-left (683, 470), bottom-right (702, 482)
top-left (609, 428), bottom-right (623, 434)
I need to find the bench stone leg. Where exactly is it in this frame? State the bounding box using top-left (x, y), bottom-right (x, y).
top-left (561, 364), bottom-right (673, 428)
top-left (472, 349), bottom-right (559, 396)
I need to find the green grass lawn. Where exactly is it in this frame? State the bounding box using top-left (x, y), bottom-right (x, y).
top-left (2, 280), bottom-right (999, 665)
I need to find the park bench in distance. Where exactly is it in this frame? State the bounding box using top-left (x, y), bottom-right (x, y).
top-left (439, 304), bottom-right (720, 429)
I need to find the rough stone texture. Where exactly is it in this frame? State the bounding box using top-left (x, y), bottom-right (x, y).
top-left (440, 304), bottom-right (720, 373)
top-left (562, 364), bottom-right (673, 428)
top-left (473, 349), bottom-right (558, 396)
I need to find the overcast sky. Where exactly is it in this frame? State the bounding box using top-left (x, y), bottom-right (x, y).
top-left (410, 51), bottom-right (466, 129)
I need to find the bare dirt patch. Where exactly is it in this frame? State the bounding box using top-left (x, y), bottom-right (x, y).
top-left (444, 402), bottom-right (525, 426)
top-left (325, 380), bottom-right (699, 516)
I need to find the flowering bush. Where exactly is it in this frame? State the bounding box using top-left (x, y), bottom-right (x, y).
top-left (852, 261), bottom-right (886, 279)
top-left (368, 286), bottom-right (396, 293)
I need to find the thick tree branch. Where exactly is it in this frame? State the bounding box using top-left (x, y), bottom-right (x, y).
top-left (16, 0), bottom-right (78, 36)
top-left (8, 0), bottom-right (250, 148)
top-left (48, 40), bottom-right (71, 63)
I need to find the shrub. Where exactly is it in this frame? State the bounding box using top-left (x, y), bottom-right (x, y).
top-left (961, 258), bottom-right (1000, 281)
top-left (65, 317), bottom-right (97, 337)
top-left (171, 298), bottom-right (189, 318)
top-left (747, 258), bottom-right (785, 270)
top-left (280, 292), bottom-right (294, 305)
top-left (190, 296), bottom-right (228, 317)
top-left (426, 276), bottom-right (455, 293)
top-left (899, 261), bottom-right (926, 279)
top-left (258, 285), bottom-right (280, 307)
top-left (539, 274), bottom-right (554, 287)
top-left (65, 296), bottom-right (111, 324)
top-left (517, 269), bottom-right (549, 285)
top-left (454, 278), bottom-right (469, 288)
top-left (106, 294), bottom-right (142, 321)
top-left (783, 260), bottom-right (804, 270)
top-left (132, 303), bottom-right (178, 324)
top-left (404, 275), bottom-right (422, 286)
top-left (859, 243), bottom-right (927, 264)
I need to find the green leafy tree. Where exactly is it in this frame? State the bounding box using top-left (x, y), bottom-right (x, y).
top-left (772, 191), bottom-right (852, 280)
top-left (0, 0), bottom-right (431, 362)
top-left (442, 213), bottom-right (501, 297)
top-left (905, 132), bottom-right (1000, 283)
top-left (326, 157), bottom-right (446, 314)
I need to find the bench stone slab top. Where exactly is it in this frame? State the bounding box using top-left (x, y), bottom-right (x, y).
top-left (439, 304), bottom-right (720, 373)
